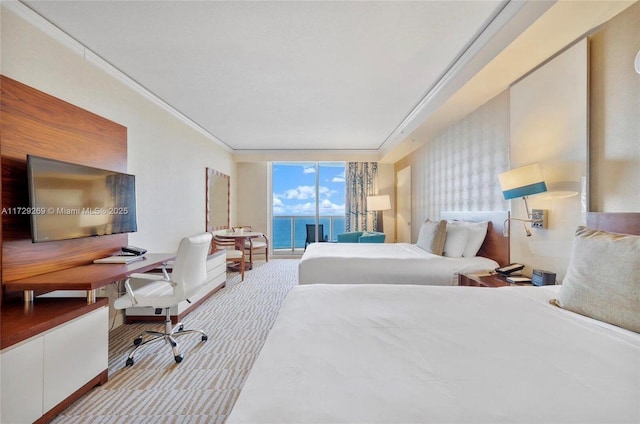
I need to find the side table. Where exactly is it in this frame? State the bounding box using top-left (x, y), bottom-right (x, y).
top-left (458, 272), bottom-right (533, 287)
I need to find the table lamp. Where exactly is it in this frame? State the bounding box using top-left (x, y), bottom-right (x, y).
top-left (367, 194), bottom-right (391, 233)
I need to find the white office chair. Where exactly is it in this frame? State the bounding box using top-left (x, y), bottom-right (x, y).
top-left (114, 232), bottom-right (212, 366)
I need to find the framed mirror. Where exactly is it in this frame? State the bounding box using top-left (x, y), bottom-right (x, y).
top-left (206, 168), bottom-right (230, 231)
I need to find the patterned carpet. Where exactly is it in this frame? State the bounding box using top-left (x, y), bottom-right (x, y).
top-left (51, 259), bottom-right (299, 424)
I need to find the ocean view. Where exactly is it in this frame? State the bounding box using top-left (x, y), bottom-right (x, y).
top-left (272, 216), bottom-right (345, 249)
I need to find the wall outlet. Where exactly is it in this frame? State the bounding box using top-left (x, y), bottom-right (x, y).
top-left (531, 209), bottom-right (548, 229)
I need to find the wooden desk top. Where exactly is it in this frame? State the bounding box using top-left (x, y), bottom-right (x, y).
top-left (1, 297), bottom-right (109, 350)
top-left (3, 253), bottom-right (175, 293)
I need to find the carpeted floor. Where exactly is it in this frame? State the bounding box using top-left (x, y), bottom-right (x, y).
top-left (51, 259), bottom-right (299, 424)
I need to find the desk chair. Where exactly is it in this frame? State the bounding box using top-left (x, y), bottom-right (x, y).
top-left (114, 232), bottom-right (212, 366)
top-left (305, 224), bottom-right (326, 249)
top-left (212, 234), bottom-right (245, 281)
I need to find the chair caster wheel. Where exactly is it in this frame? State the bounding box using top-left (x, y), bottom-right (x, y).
top-left (201, 335), bottom-right (208, 342)
top-left (126, 358), bottom-right (134, 367)
top-left (133, 337), bottom-right (142, 346)
top-left (174, 354), bottom-right (184, 363)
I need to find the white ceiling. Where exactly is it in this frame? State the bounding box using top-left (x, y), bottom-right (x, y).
top-left (23, 0), bottom-right (509, 152)
top-left (18, 1), bottom-right (635, 161)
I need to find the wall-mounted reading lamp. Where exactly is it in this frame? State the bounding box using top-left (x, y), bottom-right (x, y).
top-left (498, 163), bottom-right (548, 237)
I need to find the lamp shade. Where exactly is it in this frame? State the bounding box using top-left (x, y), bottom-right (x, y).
top-left (498, 163), bottom-right (547, 200)
top-left (367, 195), bottom-right (391, 211)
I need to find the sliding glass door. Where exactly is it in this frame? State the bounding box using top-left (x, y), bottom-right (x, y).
top-left (272, 162), bottom-right (345, 253)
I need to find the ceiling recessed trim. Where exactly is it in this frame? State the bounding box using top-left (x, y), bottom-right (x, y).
top-left (6, 0), bottom-right (233, 153)
top-left (378, 0), bottom-right (555, 156)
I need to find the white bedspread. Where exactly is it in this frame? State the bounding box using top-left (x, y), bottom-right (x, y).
top-left (298, 242), bottom-right (498, 285)
top-left (227, 285), bottom-right (640, 424)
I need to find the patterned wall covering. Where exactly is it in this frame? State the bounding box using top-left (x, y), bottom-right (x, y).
top-left (397, 91), bottom-right (510, 241)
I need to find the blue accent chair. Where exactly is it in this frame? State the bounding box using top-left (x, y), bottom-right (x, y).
top-left (336, 231), bottom-right (386, 243)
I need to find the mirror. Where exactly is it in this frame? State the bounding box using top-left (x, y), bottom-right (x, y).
top-left (206, 168), bottom-right (230, 231)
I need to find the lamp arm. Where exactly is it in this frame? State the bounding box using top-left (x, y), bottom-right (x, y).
top-left (503, 217), bottom-right (534, 237)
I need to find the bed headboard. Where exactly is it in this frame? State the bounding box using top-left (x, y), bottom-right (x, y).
top-left (440, 211), bottom-right (510, 267)
top-left (586, 212), bottom-right (640, 235)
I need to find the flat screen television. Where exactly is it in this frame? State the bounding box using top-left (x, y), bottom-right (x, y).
top-left (27, 155), bottom-right (138, 243)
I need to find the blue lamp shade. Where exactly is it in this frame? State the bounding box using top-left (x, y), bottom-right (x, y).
top-left (498, 163), bottom-right (547, 200)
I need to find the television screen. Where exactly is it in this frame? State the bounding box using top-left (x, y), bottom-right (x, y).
top-left (27, 155), bottom-right (138, 242)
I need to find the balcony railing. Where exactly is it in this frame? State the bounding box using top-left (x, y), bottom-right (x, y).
top-left (272, 215), bottom-right (345, 252)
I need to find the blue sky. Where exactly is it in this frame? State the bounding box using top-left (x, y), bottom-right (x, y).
top-left (272, 162), bottom-right (345, 216)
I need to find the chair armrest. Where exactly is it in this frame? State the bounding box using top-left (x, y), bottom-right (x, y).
top-left (358, 233), bottom-right (386, 243)
top-left (337, 232), bottom-right (362, 243)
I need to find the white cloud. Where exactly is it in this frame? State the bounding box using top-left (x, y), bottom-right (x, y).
top-left (303, 166), bottom-right (316, 174)
top-left (283, 185), bottom-right (316, 200)
top-left (331, 170), bottom-right (346, 183)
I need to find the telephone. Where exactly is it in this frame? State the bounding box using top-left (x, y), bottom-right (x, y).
top-left (121, 245), bottom-right (147, 256)
top-left (495, 263), bottom-right (524, 276)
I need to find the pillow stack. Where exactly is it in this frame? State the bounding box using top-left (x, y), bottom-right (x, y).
top-left (443, 221), bottom-right (488, 258)
top-left (416, 219), bottom-right (488, 258)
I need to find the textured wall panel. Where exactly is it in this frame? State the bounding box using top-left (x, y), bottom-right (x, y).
top-left (396, 91), bottom-right (510, 242)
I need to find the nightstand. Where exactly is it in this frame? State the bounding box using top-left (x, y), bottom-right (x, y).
top-left (458, 272), bottom-right (533, 287)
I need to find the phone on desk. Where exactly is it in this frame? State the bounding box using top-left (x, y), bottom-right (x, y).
top-left (121, 245), bottom-right (147, 256)
top-left (495, 263), bottom-right (524, 276)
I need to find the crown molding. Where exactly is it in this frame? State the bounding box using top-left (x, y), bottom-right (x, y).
top-left (4, 0), bottom-right (233, 153)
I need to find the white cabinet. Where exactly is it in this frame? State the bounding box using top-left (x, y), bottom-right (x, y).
top-left (1, 306), bottom-right (108, 424)
top-left (1, 336), bottom-right (44, 424)
top-left (43, 306), bottom-right (108, 412)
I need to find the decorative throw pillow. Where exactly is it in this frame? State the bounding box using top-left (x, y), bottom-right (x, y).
top-left (443, 222), bottom-right (469, 258)
top-left (554, 226), bottom-right (640, 333)
top-left (462, 221), bottom-right (489, 257)
top-left (416, 219), bottom-right (447, 255)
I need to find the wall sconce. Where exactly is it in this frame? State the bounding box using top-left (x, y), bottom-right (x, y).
top-left (498, 163), bottom-right (548, 237)
top-left (635, 49), bottom-right (640, 74)
top-left (367, 194), bottom-right (391, 233)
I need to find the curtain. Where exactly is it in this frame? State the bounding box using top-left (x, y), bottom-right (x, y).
top-left (345, 162), bottom-right (378, 232)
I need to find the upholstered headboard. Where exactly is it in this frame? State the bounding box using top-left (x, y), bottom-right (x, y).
top-left (586, 212), bottom-right (640, 235)
top-left (440, 211), bottom-right (510, 266)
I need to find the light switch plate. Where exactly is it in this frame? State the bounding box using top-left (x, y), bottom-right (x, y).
top-left (531, 209), bottom-right (547, 229)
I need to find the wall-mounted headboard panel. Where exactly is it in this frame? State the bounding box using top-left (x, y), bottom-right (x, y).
top-left (586, 212), bottom-right (640, 235)
top-left (440, 211), bottom-right (510, 266)
top-left (1, 75), bottom-right (128, 283)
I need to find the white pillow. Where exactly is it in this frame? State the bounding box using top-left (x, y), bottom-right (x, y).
top-left (554, 226), bottom-right (640, 333)
top-left (443, 222), bottom-right (469, 258)
top-left (462, 221), bottom-right (488, 257)
top-left (416, 219), bottom-right (447, 255)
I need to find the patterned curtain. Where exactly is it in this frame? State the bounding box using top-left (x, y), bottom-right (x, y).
top-left (345, 162), bottom-right (378, 232)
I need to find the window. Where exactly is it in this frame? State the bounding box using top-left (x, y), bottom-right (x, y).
top-left (272, 162), bottom-right (345, 252)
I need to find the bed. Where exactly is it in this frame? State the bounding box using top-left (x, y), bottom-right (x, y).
top-left (228, 212), bottom-right (640, 424)
top-left (298, 211), bottom-right (509, 285)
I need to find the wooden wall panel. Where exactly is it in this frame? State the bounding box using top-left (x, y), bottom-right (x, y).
top-left (1, 75), bottom-right (128, 283)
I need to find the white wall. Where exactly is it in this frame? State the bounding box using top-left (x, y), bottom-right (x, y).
top-left (590, 2), bottom-right (640, 212)
top-left (1, 6), bottom-right (236, 252)
top-left (509, 39), bottom-right (588, 281)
